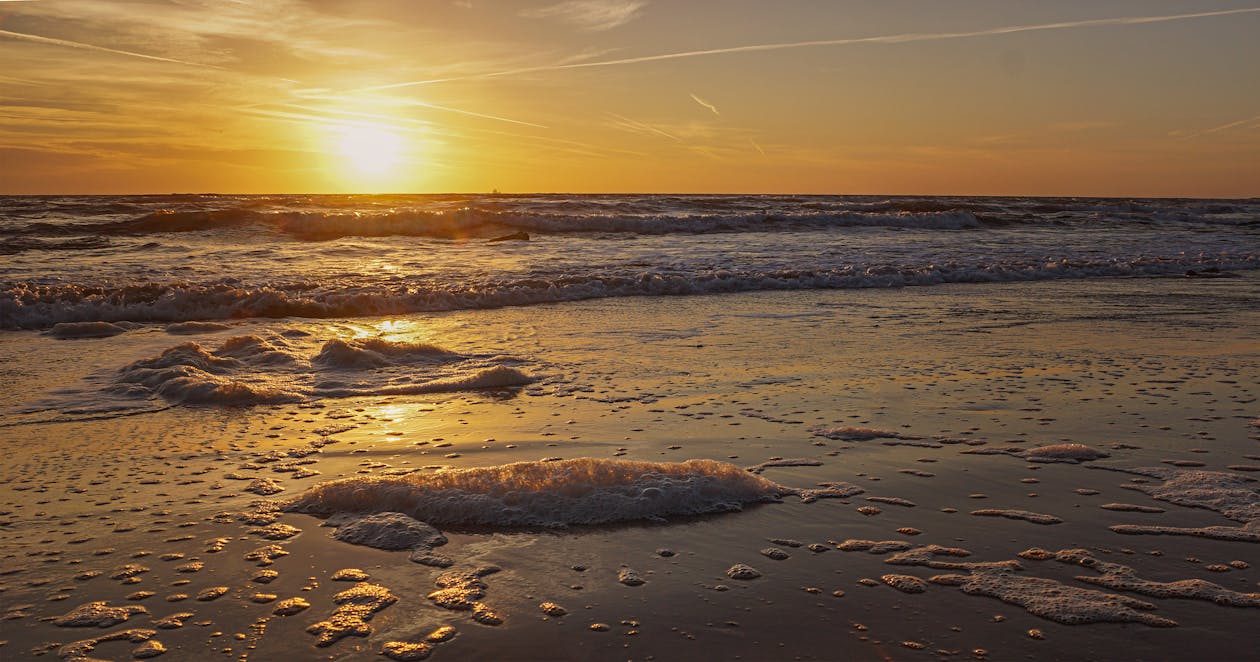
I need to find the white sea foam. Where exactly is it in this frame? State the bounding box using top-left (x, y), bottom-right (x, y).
top-left (810, 426), bottom-right (922, 441)
top-left (4, 251), bottom-right (1257, 329)
top-left (930, 567), bottom-right (1177, 627)
top-left (313, 338), bottom-right (457, 370)
top-left (4, 194), bottom-right (1258, 328)
top-left (1020, 444), bottom-right (1110, 463)
top-left (164, 321), bottom-right (231, 334)
top-left (285, 458), bottom-right (788, 527)
top-left (113, 336), bottom-right (303, 405)
top-left (329, 512), bottom-right (448, 552)
top-left (99, 207), bottom-right (989, 240)
top-left (1101, 466), bottom-right (1260, 523)
top-left (1094, 465), bottom-right (1260, 542)
top-left (111, 335), bottom-right (533, 406)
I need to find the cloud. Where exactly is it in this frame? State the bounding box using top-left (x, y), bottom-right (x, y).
top-left (3, 0), bottom-right (391, 67)
top-left (366, 7), bottom-right (1260, 91)
top-left (690, 93), bottom-right (719, 116)
top-left (0, 28), bottom-right (223, 69)
top-left (520, 0), bottom-right (647, 31)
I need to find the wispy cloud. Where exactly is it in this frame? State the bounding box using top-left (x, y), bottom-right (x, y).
top-left (4, 0), bottom-right (392, 67)
top-left (690, 93), bottom-right (719, 116)
top-left (0, 28), bottom-right (223, 70)
top-left (519, 0), bottom-right (647, 32)
top-left (366, 7), bottom-right (1260, 91)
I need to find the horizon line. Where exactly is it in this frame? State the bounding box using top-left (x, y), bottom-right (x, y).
top-left (2, 191), bottom-right (1256, 201)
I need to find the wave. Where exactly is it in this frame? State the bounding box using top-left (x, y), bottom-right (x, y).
top-left (4, 253), bottom-right (1257, 329)
top-left (40, 207), bottom-right (986, 240)
top-left (0, 236), bottom-right (112, 254)
top-left (5, 195), bottom-right (1256, 241)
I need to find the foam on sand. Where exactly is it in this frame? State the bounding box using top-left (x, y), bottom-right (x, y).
top-left (57, 628), bottom-right (158, 659)
top-left (312, 338), bottom-right (458, 370)
top-left (1094, 465), bottom-right (1260, 542)
top-left (46, 321), bottom-right (131, 339)
top-left (1109, 523), bottom-right (1260, 542)
top-left (745, 458), bottom-right (822, 474)
top-left (1038, 548), bottom-right (1260, 608)
top-left (306, 582), bottom-right (398, 647)
top-left (1110, 466), bottom-right (1259, 521)
top-left (841, 544), bottom-right (1177, 627)
top-left (881, 574), bottom-right (929, 593)
top-left (113, 336), bottom-right (303, 405)
top-left (165, 321), bottom-right (231, 334)
top-left (314, 365), bottom-right (533, 398)
top-left (971, 509), bottom-right (1064, 525)
top-left (285, 458), bottom-right (788, 527)
top-left (326, 512), bottom-right (452, 566)
top-left (726, 563), bottom-right (761, 580)
top-left (329, 512), bottom-right (447, 551)
top-left (427, 567), bottom-right (503, 625)
top-left (1019, 443), bottom-right (1111, 463)
top-left (964, 443), bottom-right (1110, 463)
top-left (836, 540), bottom-right (915, 554)
top-left (930, 568), bottom-right (1177, 627)
top-left (53, 601), bottom-right (148, 627)
top-left (809, 426), bottom-right (930, 445)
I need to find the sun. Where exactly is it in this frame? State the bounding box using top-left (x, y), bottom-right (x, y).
top-left (335, 124), bottom-right (403, 176)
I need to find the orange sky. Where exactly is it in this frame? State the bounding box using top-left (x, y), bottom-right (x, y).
top-left (1, 1), bottom-right (1257, 196)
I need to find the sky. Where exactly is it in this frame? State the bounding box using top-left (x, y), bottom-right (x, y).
top-left (0, 0), bottom-right (1257, 196)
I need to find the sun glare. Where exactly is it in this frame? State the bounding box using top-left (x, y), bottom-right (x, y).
top-left (336, 124), bottom-right (403, 176)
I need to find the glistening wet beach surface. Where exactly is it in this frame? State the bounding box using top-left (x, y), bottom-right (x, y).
top-left (2, 275), bottom-right (1258, 660)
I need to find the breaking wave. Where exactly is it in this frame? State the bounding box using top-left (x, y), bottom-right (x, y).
top-left (38, 207), bottom-right (988, 240)
top-left (4, 252), bottom-right (1258, 329)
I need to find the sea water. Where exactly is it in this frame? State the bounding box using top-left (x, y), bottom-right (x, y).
top-left (3, 194), bottom-right (1257, 328)
top-left (1, 194), bottom-right (1259, 661)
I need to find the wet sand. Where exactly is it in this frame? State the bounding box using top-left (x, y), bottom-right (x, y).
top-left (2, 274), bottom-right (1258, 661)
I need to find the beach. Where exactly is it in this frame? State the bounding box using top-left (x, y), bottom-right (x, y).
top-left (3, 0), bottom-right (1259, 657)
top-left (2, 265), bottom-right (1258, 660)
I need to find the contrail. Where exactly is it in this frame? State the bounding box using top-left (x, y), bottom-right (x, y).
top-left (607, 112), bottom-right (680, 142)
top-left (690, 93), bottom-right (720, 116)
top-left (382, 98), bottom-right (549, 129)
top-left (1178, 113), bottom-right (1260, 140)
top-left (0, 28), bottom-right (223, 70)
top-left (360, 7), bottom-right (1260, 92)
top-left (293, 91), bottom-right (549, 129)
top-left (1198, 113), bottom-right (1260, 135)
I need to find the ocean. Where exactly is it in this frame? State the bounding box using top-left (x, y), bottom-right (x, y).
top-left (1, 194), bottom-right (1258, 661)
top-left (3, 194), bottom-right (1257, 329)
